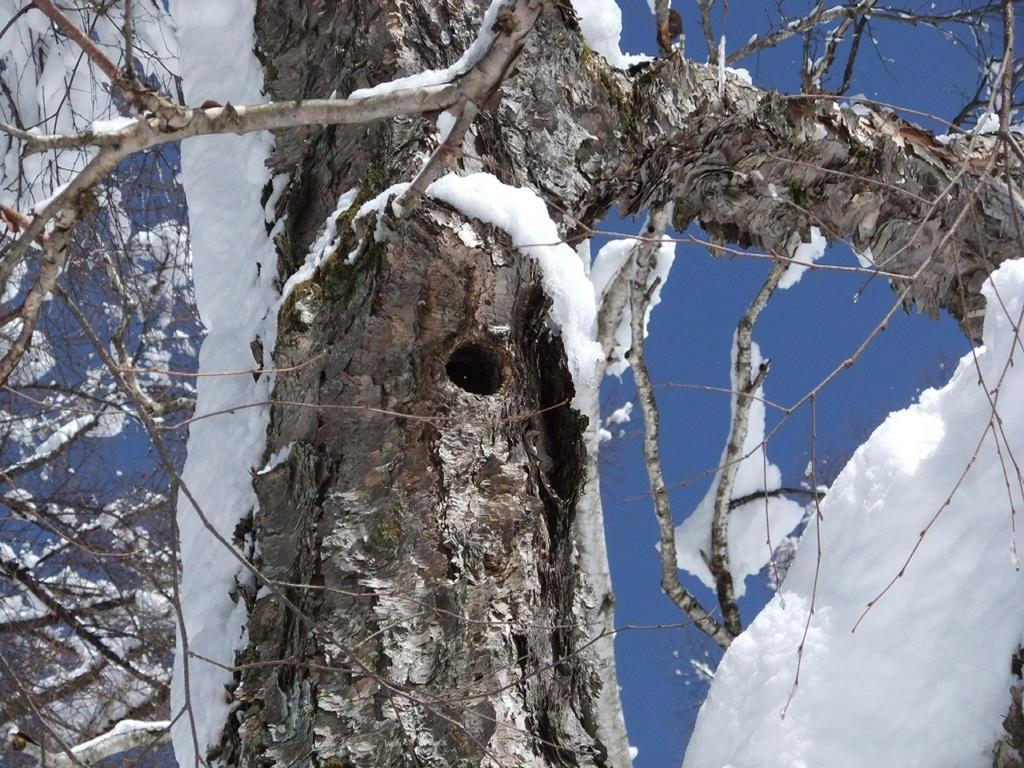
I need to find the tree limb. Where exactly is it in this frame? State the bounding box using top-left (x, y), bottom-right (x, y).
top-left (0, 198), bottom-right (84, 387)
top-left (620, 56), bottom-right (1024, 339)
top-left (6, 719), bottom-right (170, 768)
top-left (0, 552), bottom-right (166, 691)
top-left (708, 260), bottom-right (787, 637)
top-left (626, 207), bottom-right (734, 649)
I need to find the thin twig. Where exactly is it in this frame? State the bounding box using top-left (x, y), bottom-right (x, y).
top-left (781, 395), bottom-right (824, 718)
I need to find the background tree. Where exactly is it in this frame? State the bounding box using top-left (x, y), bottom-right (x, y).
top-left (0, 1), bottom-right (1021, 767)
top-left (1, 1), bottom-right (187, 761)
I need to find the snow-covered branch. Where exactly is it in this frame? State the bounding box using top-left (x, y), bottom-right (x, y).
top-left (0, 86), bottom-right (457, 285)
top-left (6, 719), bottom-right (170, 768)
top-left (397, 0), bottom-right (543, 209)
top-left (0, 0), bottom-right (548, 390)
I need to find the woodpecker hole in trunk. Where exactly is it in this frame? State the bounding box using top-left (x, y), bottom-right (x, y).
top-left (446, 342), bottom-right (503, 395)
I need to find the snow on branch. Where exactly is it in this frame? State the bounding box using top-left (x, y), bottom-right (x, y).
top-left (426, 171), bottom-right (603, 417)
top-left (706, 261), bottom-right (787, 635)
top-left (672, 267), bottom-right (806, 613)
top-left (396, 0), bottom-right (544, 210)
top-left (6, 720), bottom-right (170, 768)
top-left (592, 209), bottom-right (676, 377)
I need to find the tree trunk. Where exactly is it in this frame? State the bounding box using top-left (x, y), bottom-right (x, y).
top-left (235, 202), bottom-right (607, 767)
top-left (213, 2), bottom-right (632, 766)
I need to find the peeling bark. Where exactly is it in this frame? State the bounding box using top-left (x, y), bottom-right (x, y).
top-left (618, 57), bottom-right (1022, 338)
top-left (995, 650), bottom-right (1024, 768)
top-left (225, 2), bottom-right (638, 765)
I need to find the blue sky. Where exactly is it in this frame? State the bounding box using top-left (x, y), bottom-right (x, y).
top-left (600, 2), bottom-right (990, 763)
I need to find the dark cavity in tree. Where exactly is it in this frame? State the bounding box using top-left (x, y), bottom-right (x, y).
top-left (446, 342), bottom-right (503, 395)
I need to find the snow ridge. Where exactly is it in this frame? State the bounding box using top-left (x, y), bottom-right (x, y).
top-left (685, 259), bottom-right (1024, 768)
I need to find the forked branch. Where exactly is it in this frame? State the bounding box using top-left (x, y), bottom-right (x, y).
top-left (708, 260), bottom-right (787, 637)
top-left (626, 207), bottom-right (734, 649)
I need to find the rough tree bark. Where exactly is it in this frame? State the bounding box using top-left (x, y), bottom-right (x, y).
top-left (218, 2), bottom-right (630, 766)
top-left (204, 1), bottom-right (1022, 767)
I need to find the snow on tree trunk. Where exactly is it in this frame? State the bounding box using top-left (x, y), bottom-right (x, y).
top-left (235, 199), bottom-right (607, 766)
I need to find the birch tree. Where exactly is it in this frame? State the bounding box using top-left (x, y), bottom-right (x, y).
top-left (1, 1), bottom-right (1022, 767)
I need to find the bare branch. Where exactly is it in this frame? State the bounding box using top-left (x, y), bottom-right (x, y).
top-left (31, 0), bottom-right (172, 115)
top-left (0, 196), bottom-right (85, 386)
top-left (804, 0), bottom-right (878, 93)
top-left (626, 206), bottom-right (734, 649)
top-left (0, 551), bottom-right (166, 691)
top-left (708, 260), bottom-right (787, 637)
top-left (836, 15), bottom-right (869, 95)
top-left (726, 1), bottom-right (1002, 68)
top-left (0, 651), bottom-right (89, 768)
top-left (32, 0), bottom-right (122, 83)
top-left (728, 1), bottom-right (856, 66)
top-left (0, 85), bottom-right (459, 319)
